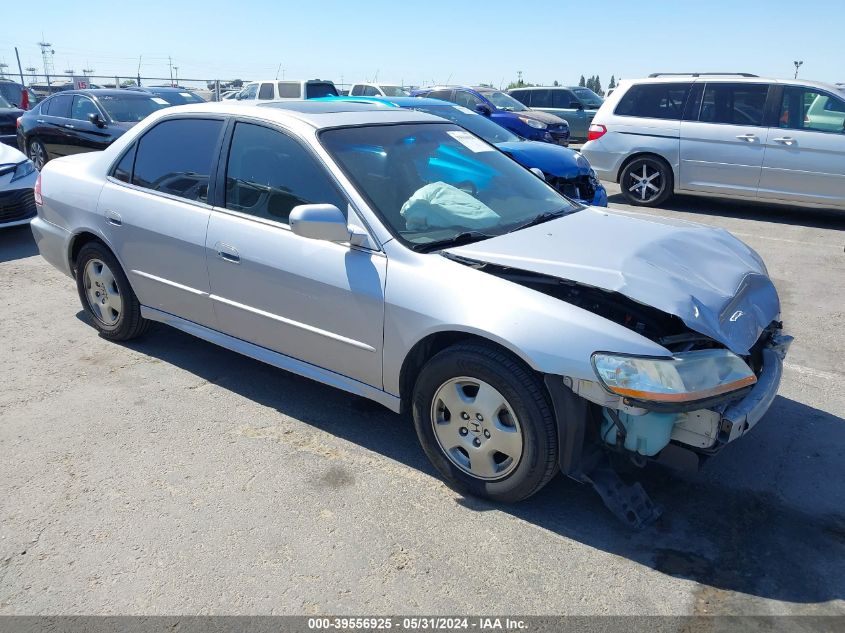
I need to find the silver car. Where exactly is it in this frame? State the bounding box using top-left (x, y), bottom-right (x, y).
top-left (582, 74), bottom-right (845, 209)
top-left (31, 101), bottom-right (790, 525)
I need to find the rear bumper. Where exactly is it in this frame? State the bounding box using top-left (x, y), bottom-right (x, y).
top-left (30, 215), bottom-right (73, 277)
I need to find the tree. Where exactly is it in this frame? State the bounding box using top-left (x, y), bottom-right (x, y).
top-left (594, 75), bottom-right (603, 96)
top-left (120, 79), bottom-right (137, 87)
top-left (609, 75), bottom-right (616, 90)
top-left (579, 75), bottom-right (586, 87)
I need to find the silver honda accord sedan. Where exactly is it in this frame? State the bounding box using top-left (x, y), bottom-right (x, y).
top-left (30, 100), bottom-right (791, 524)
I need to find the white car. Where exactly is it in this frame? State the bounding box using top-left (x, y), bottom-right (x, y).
top-left (582, 73), bottom-right (845, 209)
top-left (349, 83), bottom-right (409, 97)
top-left (0, 142), bottom-right (37, 228)
top-left (235, 79), bottom-right (338, 102)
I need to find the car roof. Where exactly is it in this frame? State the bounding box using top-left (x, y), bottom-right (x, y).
top-left (150, 100), bottom-right (446, 130)
top-left (47, 89), bottom-right (156, 98)
top-left (620, 75), bottom-right (843, 93)
top-left (327, 96), bottom-right (455, 109)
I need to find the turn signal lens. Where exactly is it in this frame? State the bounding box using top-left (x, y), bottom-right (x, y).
top-left (587, 124), bottom-right (607, 141)
top-left (34, 173), bottom-right (43, 206)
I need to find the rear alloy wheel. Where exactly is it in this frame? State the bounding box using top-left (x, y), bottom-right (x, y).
top-left (412, 343), bottom-right (558, 502)
top-left (28, 138), bottom-right (48, 171)
top-left (620, 156), bottom-right (673, 206)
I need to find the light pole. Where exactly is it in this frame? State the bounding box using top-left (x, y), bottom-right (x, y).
top-left (793, 60), bottom-right (803, 79)
top-left (173, 66), bottom-right (179, 87)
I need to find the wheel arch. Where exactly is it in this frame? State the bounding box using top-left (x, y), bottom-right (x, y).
top-left (68, 230), bottom-right (115, 276)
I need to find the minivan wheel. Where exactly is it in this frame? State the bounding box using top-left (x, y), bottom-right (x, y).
top-left (411, 343), bottom-right (558, 502)
top-left (75, 242), bottom-right (150, 341)
top-left (28, 138), bottom-right (48, 171)
top-left (620, 156), bottom-right (673, 206)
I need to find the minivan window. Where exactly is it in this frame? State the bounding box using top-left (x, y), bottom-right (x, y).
top-left (553, 90), bottom-right (578, 108)
top-left (258, 83), bottom-right (274, 100)
top-left (529, 90), bottom-right (550, 108)
top-left (305, 83), bottom-right (338, 99)
top-left (224, 122), bottom-right (346, 225)
top-left (277, 83), bottom-right (301, 98)
top-left (615, 83), bottom-right (692, 120)
top-left (132, 118), bottom-right (223, 203)
top-left (698, 83), bottom-right (769, 127)
top-left (779, 87), bottom-right (845, 133)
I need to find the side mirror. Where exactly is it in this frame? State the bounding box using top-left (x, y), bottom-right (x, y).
top-left (570, 101), bottom-right (584, 111)
top-left (289, 204), bottom-right (352, 243)
top-left (475, 103), bottom-right (492, 116)
top-left (529, 167), bottom-right (545, 180)
top-left (88, 113), bottom-right (106, 128)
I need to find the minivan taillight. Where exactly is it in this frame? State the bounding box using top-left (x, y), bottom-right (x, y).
top-left (587, 124), bottom-right (607, 142)
top-left (34, 173), bottom-right (43, 206)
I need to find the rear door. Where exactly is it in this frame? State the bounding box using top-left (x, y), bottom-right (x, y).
top-left (205, 120), bottom-right (386, 387)
top-left (97, 116), bottom-right (225, 327)
top-left (757, 85), bottom-right (845, 208)
top-left (39, 93), bottom-right (73, 157)
top-left (65, 95), bottom-right (113, 155)
top-left (679, 82), bottom-right (771, 196)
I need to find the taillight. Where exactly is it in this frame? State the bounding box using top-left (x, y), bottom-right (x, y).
top-left (587, 124), bottom-right (607, 142)
top-left (16, 117), bottom-right (22, 129)
top-left (34, 173), bottom-right (43, 206)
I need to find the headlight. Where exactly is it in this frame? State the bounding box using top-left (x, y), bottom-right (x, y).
top-left (11, 159), bottom-right (35, 182)
top-left (519, 116), bottom-right (547, 130)
top-left (592, 349), bottom-right (756, 403)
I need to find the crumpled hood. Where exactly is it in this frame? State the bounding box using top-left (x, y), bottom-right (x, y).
top-left (446, 208), bottom-right (780, 355)
top-left (496, 141), bottom-right (589, 179)
top-left (518, 109), bottom-right (568, 126)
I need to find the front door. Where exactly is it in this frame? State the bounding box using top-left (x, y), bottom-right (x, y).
top-left (97, 117), bottom-right (225, 328)
top-left (757, 85), bottom-right (845, 209)
top-left (65, 96), bottom-right (116, 155)
top-left (205, 121), bottom-right (386, 388)
top-left (679, 82), bottom-right (771, 197)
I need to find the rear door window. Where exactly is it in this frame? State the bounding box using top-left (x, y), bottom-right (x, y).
top-left (426, 89), bottom-right (454, 102)
top-left (258, 83), bottom-right (274, 100)
top-left (553, 89), bottom-right (578, 108)
top-left (615, 83), bottom-right (693, 120)
top-left (132, 118), bottom-right (223, 203)
top-left (509, 90), bottom-right (530, 106)
top-left (698, 83), bottom-right (769, 126)
top-left (529, 90), bottom-right (550, 107)
top-left (779, 86), bottom-right (845, 133)
top-left (46, 94), bottom-right (73, 118)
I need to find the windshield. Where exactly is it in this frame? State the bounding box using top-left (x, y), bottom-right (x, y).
top-left (380, 85), bottom-right (409, 97)
top-left (571, 87), bottom-right (604, 108)
top-left (305, 83), bottom-right (339, 99)
top-left (411, 104), bottom-right (520, 144)
top-left (152, 90), bottom-right (205, 105)
top-left (482, 91), bottom-right (528, 112)
top-left (97, 94), bottom-right (169, 122)
top-left (320, 123), bottom-right (574, 249)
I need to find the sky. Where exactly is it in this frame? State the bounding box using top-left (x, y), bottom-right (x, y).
top-left (1, 0), bottom-right (843, 89)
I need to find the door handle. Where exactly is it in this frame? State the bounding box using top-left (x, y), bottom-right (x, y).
top-left (64, 124), bottom-right (75, 129)
top-left (105, 210), bottom-right (122, 226)
top-left (735, 133), bottom-right (757, 142)
top-left (214, 241), bottom-right (240, 264)
top-left (36, 119), bottom-right (45, 123)
top-left (772, 136), bottom-right (797, 146)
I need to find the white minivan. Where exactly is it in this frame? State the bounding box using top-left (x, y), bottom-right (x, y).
top-left (582, 73), bottom-right (845, 209)
top-left (236, 79), bottom-right (338, 102)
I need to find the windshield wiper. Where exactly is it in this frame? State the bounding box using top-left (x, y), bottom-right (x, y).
top-left (411, 230), bottom-right (493, 253)
top-left (507, 208), bottom-right (574, 233)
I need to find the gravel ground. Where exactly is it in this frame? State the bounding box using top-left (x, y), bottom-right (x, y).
top-left (0, 186), bottom-right (843, 616)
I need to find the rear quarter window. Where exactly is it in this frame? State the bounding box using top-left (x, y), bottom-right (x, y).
top-left (615, 83), bottom-right (692, 120)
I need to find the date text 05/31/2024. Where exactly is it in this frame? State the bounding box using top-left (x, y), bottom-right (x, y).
top-left (307, 617), bottom-right (529, 631)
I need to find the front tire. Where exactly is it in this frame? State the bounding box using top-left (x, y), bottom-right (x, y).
top-left (75, 242), bottom-right (150, 341)
top-left (27, 137), bottom-right (48, 171)
top-left (619, 156), bottom-right (674, 207)
top-left (411, 343), bottom-right (558, 502)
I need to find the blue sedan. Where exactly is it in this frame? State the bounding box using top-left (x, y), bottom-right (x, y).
top-left (319, 96), bottom-right (607, 207)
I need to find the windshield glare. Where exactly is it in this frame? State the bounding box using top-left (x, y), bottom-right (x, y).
top-left (483, 91), bottom-right (527, 111)
top-left (412, 105), bottom-right (521, 144)
top-left (380, 86), bottom-right (409, 96)
top-left (153, 90), bottom-right (204, 105)
top-left (321, 123), bottom-right (573, 248)
top-left (98, 95), bottom-right (169, 122)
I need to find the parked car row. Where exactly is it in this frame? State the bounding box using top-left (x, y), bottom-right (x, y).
top-left (581, 73), bottom-right (845, 209)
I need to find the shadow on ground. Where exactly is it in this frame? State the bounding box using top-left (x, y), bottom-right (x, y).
top-left (0, 225), bottom-right (38, 263)
top-left (88, 317), bottom-right (845, 607)
top-left (607, 192), bottom-right (845, 232)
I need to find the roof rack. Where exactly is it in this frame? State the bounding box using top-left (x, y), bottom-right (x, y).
top-left (648, 72), bottom-right (758, 78)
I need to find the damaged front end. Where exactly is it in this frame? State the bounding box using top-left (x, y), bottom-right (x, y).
top-left (448, 254), bottom-right (792, 527)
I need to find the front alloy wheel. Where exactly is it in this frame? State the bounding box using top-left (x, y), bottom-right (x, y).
top-left (28, 139), bottom-right (47, 171)
top-left (620, 157), bottom-right (673, 206)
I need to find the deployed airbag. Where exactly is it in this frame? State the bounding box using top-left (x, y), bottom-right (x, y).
top-left (401, 182), bottom-right (500, 231)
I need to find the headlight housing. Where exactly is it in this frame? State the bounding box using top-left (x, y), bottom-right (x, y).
top-left (592, 349), bottom-right (756, 404)
top-left (11, 159), bottom-right (35, 182)
top-left (519, 116), bottom-right (547, 130)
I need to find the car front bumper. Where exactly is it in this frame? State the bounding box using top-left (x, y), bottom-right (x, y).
top-left (0, 171), bottom-right (38, 228)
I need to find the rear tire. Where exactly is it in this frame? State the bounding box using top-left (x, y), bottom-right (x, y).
top-left (411, 343), bottom-right (558, 503)
top-left (27, 137), bottom-right (48, 171)
top-left (75, 242), bottom-right (150, 341)
top-left (619, 156), bottom-right (674, 207)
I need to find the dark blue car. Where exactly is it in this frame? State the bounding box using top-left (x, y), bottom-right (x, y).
top-left (411, 86), bottom-right (570, 146)
top-left (318, 96), bottom-right (606, 207)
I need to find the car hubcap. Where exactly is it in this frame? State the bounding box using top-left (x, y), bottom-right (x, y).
top-left (83, 259), bottom-right (122, 326)
top-left (29, 142), bottom-right (45, 170)
top-left (431, 377), bottom-right (523, 481)
top-left (628, 163), bottom-right (662, 201)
